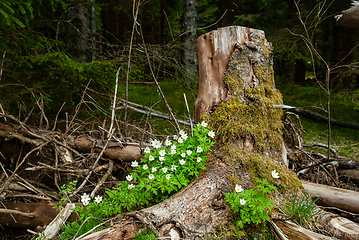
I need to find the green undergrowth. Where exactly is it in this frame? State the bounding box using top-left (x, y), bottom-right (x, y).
top-left (278, 83), bottom-right (359, 158)
top-left (0, 52), bottom-right (196, 134)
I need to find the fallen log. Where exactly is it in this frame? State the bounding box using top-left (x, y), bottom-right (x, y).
top-left (74, 136), bottom-right (144, 161)
top-left (315, 212), bottom-right (359, 240)
top-left (275, 105), bottom-right (359, 130)
top-left (302, 181), bottom-right (359, 214)
top-left (0, 202), bottom-right (78, 228)
top-left (338, 169), bottom-right (359, 186)
top-left (271, 220), bottom-right (336, 240)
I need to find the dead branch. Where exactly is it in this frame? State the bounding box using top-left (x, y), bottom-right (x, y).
top-left (90, 160), bottom-right (113, 198)
top-left (303, 142), bottom-right (340, 158)
top-left (36, 203), bottom-right (76, 240)
top-left (71, 129), bottom-right (115, 196)
top-left (0, 208), bottom-right (36, 218)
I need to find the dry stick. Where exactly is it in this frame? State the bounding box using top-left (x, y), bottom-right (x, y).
top-left (36, 94), bottom-right (49, 130)
top-left (98, 126), bottom-right (124, 147)
top-left (0, 113), bottom-right (48, 142)
top-left (23, 99), bottom-right (36, 124)
top-left (183, 93), bottom-right (193, 136)
top-left (6, 194), bottom-right (51, 201)
top-left (0, 103), bottom-right (7, 122)
top-left (303, 142), bottom-right (339, 158)
top-left (299, 149), bottom-right (340, 188)
top-left (163, 10), bottom-right (174, 41)
top-left (124, 0), bottom-right (140, 142)
top-left (294, 1), bottom-right (332, 162)
top-left (0, 202), bottom-right (17, 224)
top-left (108, 67), bottom-right (121, 138)
top-left (12, 172), bottom-right (59, 200)
top-left (0, 161), bottom-right (8, 178)
top-left (0, 208), bottom-right (36, 218)
top-left (90, 160), bottom-right (113, 198)
top-left (52, 102), bottom-right (66, 131)
top-left (118, 104), bottom-right (190, 126)
top-left (65, 80), bottom-right (91, 135)
top-left (139, 25), bottom-right (180, 133)
top-left (54, 144), bottom-right (61, 192)
top-left (26, 162), bottom-right (109, 174)
top-left (71, 128), bottom-right (116, 197)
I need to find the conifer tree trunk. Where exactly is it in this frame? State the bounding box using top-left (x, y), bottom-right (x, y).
top-left (183, 0), bottom-right (198, 77)
top-left (64, 0), bottom-right (92, 63)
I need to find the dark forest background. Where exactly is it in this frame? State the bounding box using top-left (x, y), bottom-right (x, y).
top-left (1, 0), bottom-right (359, 136)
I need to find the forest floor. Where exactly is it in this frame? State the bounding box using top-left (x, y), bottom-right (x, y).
top-left (1, 80), bottom-right (359, 240)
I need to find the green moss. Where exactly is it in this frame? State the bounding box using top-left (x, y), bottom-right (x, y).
top-left (204, 35), bottom-right (304, 219)
top-left (224, 146), bottom-right (302, 194)
top-left (208, 36), bottom-right (284, 155)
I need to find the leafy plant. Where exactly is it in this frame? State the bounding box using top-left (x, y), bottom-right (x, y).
top-left (225, 171), bottom-right (279, 228)
top-left (53, 180), bottom-right (77, 211)
top-left (107, 122), bottom-right (215, 208)
top-left (58, 122), bottom-right (216, 238)
top-left (282, 191), bottom-right (322, 227)
top-left (133, 229), bottom-right (158, 240)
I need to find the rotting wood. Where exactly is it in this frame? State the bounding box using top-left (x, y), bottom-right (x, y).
top-left (315, 211), bottom-right (359, 240)
top-left (74, 136), bottom-right (144, 161)
top-left (0, 202), bottom-right (78, 228)
top-left (195, 26), bottom-right (265, 122)
top-left (271, 220), bottom-right (336, 240)
top-left (303, 181), bottom-right (359, 214)
top-left (36, 203), bottom-right (76, 240)
top-left (338, 169), bottom-right (359, 186)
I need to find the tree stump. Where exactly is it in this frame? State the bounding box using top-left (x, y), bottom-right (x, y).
top-left (79, 26), bottom-right (303, 239)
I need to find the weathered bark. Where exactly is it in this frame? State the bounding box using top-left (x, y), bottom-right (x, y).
top-left (74, 137), bottom-right (144, 161)
top-left (0, 202), bottom-right (78, 228)
top-left (338, 169), bottom-right (359, 186)
top-left (303, 181), bottom-right (359, 214)
top-left (315, 212), bottom-right (359, 240)
top-left (271, 220), bottom-right (336, 240)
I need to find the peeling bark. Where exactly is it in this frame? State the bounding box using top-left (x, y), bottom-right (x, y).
top-left (195, 26), bottom-right (265, 122)
top-left (74, 137), bottom-right (144, 161)
top-left (303, 181), bottom-right (359, 214)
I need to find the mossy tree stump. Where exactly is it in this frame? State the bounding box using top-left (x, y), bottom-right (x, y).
top-left (79, 26), bottom-right (304, 240)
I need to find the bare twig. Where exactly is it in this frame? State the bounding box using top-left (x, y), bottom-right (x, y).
top-left (299, 149), bottom-right (339, 188)
top-left (139, 24), bottom-right (180, 133)
top-left (90, 160), bottom-right (113, 198)
top-left (5, 194), bottom-right (52, 201)
top-left (0, 51), bottom-right (5, 81)
top-left (65, 80), bottom-right (91, 135)
top-left (0, 141), bottom-right (49, 195)
top-left (117, 104), bottom-right (190, 126)
top-left (0, 208), bottom-right (36, 218)
top-left (0, 103), bottom-right (7, 122)
top-left (183, 93), bottom-right (193, 136)
top-left (108, 67), bottom-right (121, 138)
top-left (293, 1), bottom-right (332, 161)
top-left (52, 102), bottom-right (66, 131)
top-left (71, 128), bottom-right (116, 197)
top-left (124, 0), bottom-right (142, 141)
